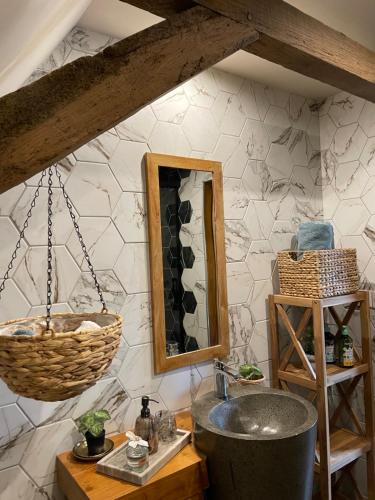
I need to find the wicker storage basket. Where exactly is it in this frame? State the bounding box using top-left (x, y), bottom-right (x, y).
top-left (277, 249), bottom-right (359, 299)
top-left (0, 312), bottom-right (122, 401)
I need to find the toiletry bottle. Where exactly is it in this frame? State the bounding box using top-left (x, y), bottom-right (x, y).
top-left (303, 325), bottom-right (314, 362)
top-left (337, 325), bottom-right (354, 368)
top-left (134, 396), bottom-right (159, 454)
top-left (324, 323), bottom-right (335, 364)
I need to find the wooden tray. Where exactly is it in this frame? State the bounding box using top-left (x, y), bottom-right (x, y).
top-left (96, 429), bottom-right (191, 485)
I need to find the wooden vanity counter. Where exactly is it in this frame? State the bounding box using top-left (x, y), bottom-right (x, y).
top-left (56, 411), bottom-right (208, 500)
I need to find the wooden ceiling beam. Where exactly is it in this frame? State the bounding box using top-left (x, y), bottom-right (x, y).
top-left (0, 6), bottom-right (258, 194)
top-left (194, 0), bottom-right (375, 102)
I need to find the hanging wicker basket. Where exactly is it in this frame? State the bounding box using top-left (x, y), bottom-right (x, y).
top-left (0, 312), bottom-right (122, 401)
top-left (0, 165), bottom-right (123, 401)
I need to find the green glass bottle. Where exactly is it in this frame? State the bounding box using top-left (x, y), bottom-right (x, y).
top-left (337, 325), bottom-right (354, 368)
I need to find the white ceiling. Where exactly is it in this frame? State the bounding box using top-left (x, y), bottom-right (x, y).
top-left (79, 0), bottom-right (375, 99)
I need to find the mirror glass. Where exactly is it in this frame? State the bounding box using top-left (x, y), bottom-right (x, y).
top-left (159, 167), bottom-right (217, 356)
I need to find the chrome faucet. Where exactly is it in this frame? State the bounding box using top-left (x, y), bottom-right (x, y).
top-left (214, 359), bottom-right (241, 400)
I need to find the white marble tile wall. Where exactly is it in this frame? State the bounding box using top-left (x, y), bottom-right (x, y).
top-left (0, 26), bottom-right (323, 499)
top-left (318, 91), bottom-right (375, 498)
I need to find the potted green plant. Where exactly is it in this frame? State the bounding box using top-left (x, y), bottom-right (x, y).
top-left (78, 409), bottom-right (111, 455)
top-left (238, 363), bottom-right (265, 384)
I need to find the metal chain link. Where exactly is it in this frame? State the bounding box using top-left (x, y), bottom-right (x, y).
top-left (46, 166), bottom-right (54, 332)
top-left (0, 170), bottom-right (47, 299)
top-left (54, 165), bottom-right (107, 312)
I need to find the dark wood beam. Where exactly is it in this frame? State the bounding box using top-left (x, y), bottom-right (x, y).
top-left (0, 6), bottom-right (258, 194)
top-left (195, 0), bottom-right (375, 102)
top-left (120, 0), bottom-right (194, 18)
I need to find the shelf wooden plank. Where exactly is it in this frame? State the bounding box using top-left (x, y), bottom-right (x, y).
top-left (315, 428), bottom-right (371, 474)
top-left (273, 292), bottom-right (365, 309)
top-left (280, 362), bottom-right (368, 389)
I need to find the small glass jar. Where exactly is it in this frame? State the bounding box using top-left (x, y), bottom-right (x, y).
top-left (126, 444), bottom-right (149, 472)
top-left (156, 410), bottom-right (177, 442)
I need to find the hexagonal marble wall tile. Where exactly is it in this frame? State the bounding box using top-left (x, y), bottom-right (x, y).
top-left (211, 92), bottom-right (246, 136)
top-left (333, 161), bottom-right (369, 200)
top-left (266, 143), bottom-right (293, 181)
top-left (0, 217), bottom-right (27, 278)
top-left (322, 184), bottom-right (340, 219)
top-left (14, 246), bottom-right (79, 306)
top-left (240, 119), bottom-right (270, 161)
top-left (65, 162), bottom-right (121, 216)
top-left (246, 241), bottom-right (276, 281)
top-left (228, 303), bottom-right (254, 347)
top-left (67, 217), bottom-right (123, 270)
top-left (333, 199), bottom-right (369, 236)
top-left (109, 140), bottom-right (149, 192)
top-left (118, 343), bottom-right (162, 398)
top-left (360, 137), bottom-right (375, 176)
top-left (319, 114), bottom-right (337, 151)
top-left (264, 105), bottom-right (291, 142)
top-left (223, 178), bottom-right (249, 219)
top-left (287, 130), bottom-right (312, 167)
top-left (331, 123), bottom-right (367, 163)
top-left (114, 243), bottom-right (149, 294)
top-left (116, 105), bottom-right (156, 142)
top-left (28, 303), bottom-right (72, 317)
top-left (242, 160), bottom-right (272, 201)
top-left (73, 128), bottom-right (119, 163)
top-left (212, 69), bottom-right (244, 94)
top-left (151, 87), bottom-right (189, 125)
top-left (362, 177), bottom-right (375, 214)
top-left (341, 236), bottom-right (371, 273)
top-left (364, 256), bottom-right (375, 285)
top-left (249, 280), bottom-right (274, 322)
top-left (363, 216), bottom-right (375, 252)
top-left (251, 82), bottom-right (271, 121)
top-left (0, 380), bottom-right (17, 406)
top-left (269, 220), bottom-right (297, 253)
top-left (67, 26), bottom-right (113, 54)
top-left (243, 201), bottom-right (274, 240)
top-left (182, 107), bottom-right (219, 153)
top-left (21, 419), bottom-right (80, 487)
top-left (0, 466), bottom-right (44, 500)
top-left (11, 187), bottom-right (74, 246)
top-left (288, 95), bottom-right (311, 131)
top-left (0, 404), bottom-right (34, 469)
top-left (69, 270), bottom-right (126, 313)
top-left (359, 101), bottom-right (375, 138)
top-left (227, 262), bottom-right (254, 305)
top-left (120, 293), bottom-right (152, 346)
top-left (159, 366), bottom-right (201, 411)
top-left (224, 221), bottom-right (251, 262)
top-left (328, 92), bottom-right (365, 127)
top-left (149, 122), bottom-right (191, 156)
top-left (112, 192), bottom-right (147, 243)
top-left (290, 165), bottom-right (315, 200)
top-left (249, 320), bottom-right (270, 363)
top-left (238, 81), bottom-right (260, 120)
top-left (212, 134), bottom-right (248, 178)
top-left (0, 279), bottom-right (30, 322)
top-left (0, 183), bottom-right (25, 216)
top-left (184, 70), bottom-right (218, 108)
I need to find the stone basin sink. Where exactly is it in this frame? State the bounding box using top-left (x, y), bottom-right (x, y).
top-left (192, 385), bottom-right (317, 500)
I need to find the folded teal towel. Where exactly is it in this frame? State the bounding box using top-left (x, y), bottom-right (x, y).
top-left (297, 222), bottom-right (334, 251)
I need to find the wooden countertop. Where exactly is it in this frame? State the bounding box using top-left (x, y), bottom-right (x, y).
top-left (56, 411), bottom-right (208, 500)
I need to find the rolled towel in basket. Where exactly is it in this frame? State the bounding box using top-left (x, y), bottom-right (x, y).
top-left (297, 222), bottom-right (334, 251)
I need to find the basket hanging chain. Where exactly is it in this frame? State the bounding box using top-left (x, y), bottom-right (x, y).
top-left (0, 169), bottom-right (47, 300)
top-left (46, 166), bottom-right (54, 332)
top-left (54, 165), bottom-right (107, 313)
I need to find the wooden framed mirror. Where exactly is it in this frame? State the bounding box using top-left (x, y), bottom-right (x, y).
top-left (145, 153), bottom-right (229, 374)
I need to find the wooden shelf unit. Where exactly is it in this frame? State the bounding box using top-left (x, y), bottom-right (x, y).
top-left (269, 291), bottom-right (375, 500)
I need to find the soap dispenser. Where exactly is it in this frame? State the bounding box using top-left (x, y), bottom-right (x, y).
top-left (134, 396), bottom-right (159, 454)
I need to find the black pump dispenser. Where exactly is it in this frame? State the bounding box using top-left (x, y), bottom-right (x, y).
top-left (141, 396), bottom-right (151, 417)
top-left (135, 395), bottom-right (160, 454)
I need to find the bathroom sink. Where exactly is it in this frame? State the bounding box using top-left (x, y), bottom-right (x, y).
top-left (208, 391), bottom-right (311, 439)
top-left (192, 385), bottom-right (317, 500)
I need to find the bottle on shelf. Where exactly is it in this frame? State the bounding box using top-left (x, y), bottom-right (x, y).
top-left (324, 323), bottom-right (335, 364)
top-left (303, 324), bottom-right (314, 362)
top-left (134, 396), bottom-right (159, 454)
top-left (337, 325), bottom-right (354, 368)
